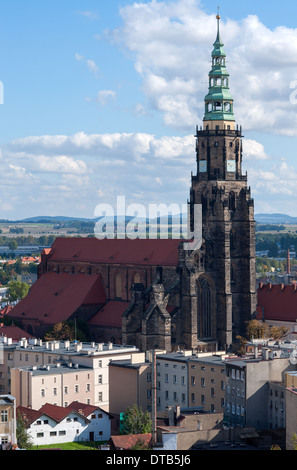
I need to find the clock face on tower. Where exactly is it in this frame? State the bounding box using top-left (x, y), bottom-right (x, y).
top-left (227, 160), bottom-right (236, 172)
top-left (199, 160), bottom-right (207, 173)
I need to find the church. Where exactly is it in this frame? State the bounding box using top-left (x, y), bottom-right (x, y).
top-left (9, 14), bottom-right (257, 353)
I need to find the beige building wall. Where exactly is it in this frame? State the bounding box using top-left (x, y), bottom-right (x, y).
top-left (0, 396), bottom-right (17, 447)
top-left (188, 355), bottom-right (226, 412)
top-left (286, 388), bottom-right (297, 450)
top-left (109, 354), bottom-right (152, 417)
top-left (11, 366), bottom-right (95, 409)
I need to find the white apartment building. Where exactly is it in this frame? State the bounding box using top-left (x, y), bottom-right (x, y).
top-left (1, 337), bottom-right (139, 411)
top-left (156, 351), bottom-right (191, 411)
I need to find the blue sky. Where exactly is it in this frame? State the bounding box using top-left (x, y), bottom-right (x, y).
top-left (1, 0), bottom-right (297, 219)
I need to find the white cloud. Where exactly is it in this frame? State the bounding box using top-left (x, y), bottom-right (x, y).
top-left (96, 90), bottom-right (117, 106)
top-left (107, 0), bottom-right (297, 135)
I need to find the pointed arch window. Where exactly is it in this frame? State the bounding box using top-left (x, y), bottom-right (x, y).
top-left (229, 192), bottom-right (236, 212)
top-left (198, 278), bottom-right (212, 339)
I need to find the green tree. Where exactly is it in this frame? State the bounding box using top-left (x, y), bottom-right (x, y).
top-left (120, 404), bottom-right (152, 435)
top-left (8, 240), bottom-right (18, 251)
top-left (6, 281), bottom-right (29, 302)
top-left (16, 411), bottom-right (33, 450)
top-left (44, 322), bottom-right (75, 341)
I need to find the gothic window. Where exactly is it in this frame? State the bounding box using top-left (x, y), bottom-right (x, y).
top-left (229, 192), bottom-right (235, 211)
top-left (115, 273), bottom-right (122, 299)
top-left (198, 278), bottom-right (212, 339)
top-left (133, 273), bottom-right (140, 284)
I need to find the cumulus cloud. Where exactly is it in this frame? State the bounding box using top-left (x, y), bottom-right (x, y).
top-left (107, 0), bottom-right (297, 135)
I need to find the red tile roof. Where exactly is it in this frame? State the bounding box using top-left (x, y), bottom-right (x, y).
top-left (8, 272), bottom-right (106, 325)
top-left (0, 305), bottom-right (14, 316)
top-left (257, 283), bottom-right (297, 323)
top-left (88, 301), bottom-right (129, 328)
top-left (17, 406), bottom-right (42, 426)
top-left (0, 324), bottom-right (33, 341)
top-left (68, 401), bottom-right (113, 419)
top-left (39, 403), bottom-right (89, 423)
top-left (46, 237), bottom-right (182, 266)
top-left (109, 433), bottom-right (152, 450)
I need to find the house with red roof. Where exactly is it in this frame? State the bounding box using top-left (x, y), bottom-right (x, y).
top-left (17, 401), bottom-right (112, 446)
top-left (108, 433), bottom-right (152, 450)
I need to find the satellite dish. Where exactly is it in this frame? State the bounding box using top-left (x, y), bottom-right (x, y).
top-left (290, 350), bottom-right (297, 365)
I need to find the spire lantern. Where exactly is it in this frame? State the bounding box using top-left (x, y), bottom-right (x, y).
top-left (203, 13), bottom-right (235, 129)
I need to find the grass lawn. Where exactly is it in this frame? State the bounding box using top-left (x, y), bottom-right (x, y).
top-left (32, 441), bottom-right (105, 451)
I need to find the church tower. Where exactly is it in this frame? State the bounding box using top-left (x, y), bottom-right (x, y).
top-left (187, 14), bottom-right (257, 351)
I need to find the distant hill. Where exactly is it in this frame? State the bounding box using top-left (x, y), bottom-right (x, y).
top-left (255, 213), bottom-right (297, 224)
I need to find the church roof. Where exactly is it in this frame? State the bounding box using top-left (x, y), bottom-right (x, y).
top-left (88, 300), bottom-right (129, 329)
top-left (9, 272), bottom-right (106, 325)
top-left (46, 237), bottom-right (182, 267)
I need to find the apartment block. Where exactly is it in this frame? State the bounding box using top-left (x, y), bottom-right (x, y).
top-left (187, 354), bottom-right (226, 412)
top-left (224, 348), bottom-right (295, 431)
top-left (1, 336), bottom-right (139, 411)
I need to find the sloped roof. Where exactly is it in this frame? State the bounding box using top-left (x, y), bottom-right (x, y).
top-left (68, 401), bottom-right (113, 419)
top-left (17, 406), bottom-right (42, 427)
top-left (0, 324), bottom-right (33, 341)
top-left (46, 237), bottom-right (181, 266)
top-left (109, 433), bottom-right (152, 450)
top-left (257, 283), bottom-right (297, 323)
top-left (9, 272), bottom-right (106, 325)
top-left (88, 301), bottom-right (129, 328)
top-left (39, 403), bottom-right (90, 423)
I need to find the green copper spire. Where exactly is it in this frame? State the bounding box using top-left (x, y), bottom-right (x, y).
top-left (203, 13), bottom-right (235, 124)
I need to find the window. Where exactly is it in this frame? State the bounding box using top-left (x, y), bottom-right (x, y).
top-left (1, 410), bottom-right (8, 423)
top-left (50, 431), bottom-right (57, 436)
top-left (37, 433), bottom-right (44, 438)
top-left (59, 431), bottom-right (66, 436)
top-left (53, 388), bottom-right (57, 396)
top-left (191, 376), bottom-right (196, 386)
top-left (98, 375), bottom-right (103, 384)
top-left (173, 375), bottom-right (177, 384)
top-left (165, 391), bottom-right (169, 399)
top-left (182, 393), bottom-right (186, 403)
top-left (98, 360), bottom-right (102, 368)
top-left (86, 383), bottom-right (91, 392)
top-left (64, 386), bottom-right (68, 394)
top-left (98, 392), bottom-right (103, 402)
top-left (191, 393), bottom-right (195, 403)
top-left (41, 389), bottom-right (45, 397)
top-left (75, 385), bottom-right (79, 393)
top-left (201, 378), bottom-right (205, 387)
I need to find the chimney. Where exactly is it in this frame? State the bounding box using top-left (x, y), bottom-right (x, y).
top-left (287, 249), bottom-right (291, 274)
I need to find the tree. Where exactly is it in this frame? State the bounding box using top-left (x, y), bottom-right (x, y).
top-left (8, 240), bottom-right (18, 251)
top-left (6, 281), bottom-right (29, 302)
top-left (16, 411), bottom-right (33, 450)
top-left (246, 319), bottom-right (269, 340)
top-left (120, 404), bottom-right (152, 435)
top-left (44, 322), bottom-right (75, 341)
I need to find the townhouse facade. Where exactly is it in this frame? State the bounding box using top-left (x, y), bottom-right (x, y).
top-left (0, 395), bottom-right (17, 448)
